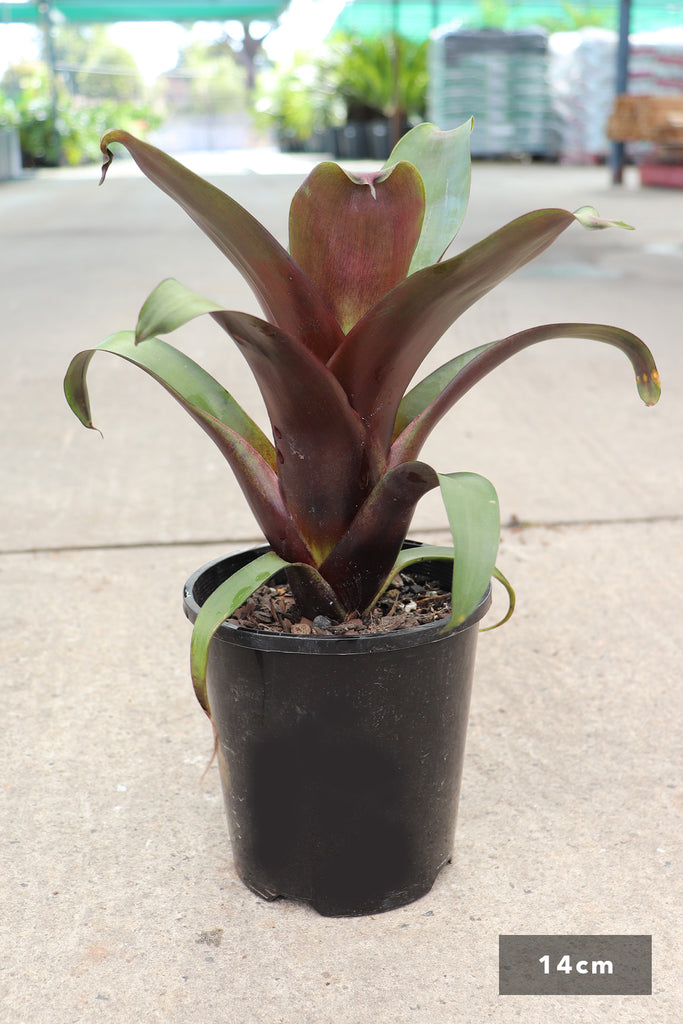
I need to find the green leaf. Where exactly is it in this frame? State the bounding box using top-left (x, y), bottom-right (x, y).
top-left (289, 160), bottom-right (425, 334)
top-left (368, 543), bottom-right (454, 615)
top-left (390, 321), bottom-right (661, 465)
top-left (378, 547), bottom-right (514, 632)
top-left (136, 278), bottom-right (224, 343)
top-left (573, 205), bottom-right (634, 231)
top-left (481, 567), bottom-right (516, 631)
top-left (189, 552), bottom-right (347, 715)
top-left (390, 544), bottom-right (458, 573)
top-left (190, 550), bottom-right (290, 715)
top-left (64, 331), bottom-right (314, 566)
top-left (384, 120), bottom-right (473, 272)
top-left (438, 472), bottom-right (500, 629)
top-left (64, 330), bottom-right (275, 466)
top-left (393, 342), bottom-right (491, 439)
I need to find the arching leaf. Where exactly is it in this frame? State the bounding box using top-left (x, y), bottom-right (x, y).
top-left (190, 550), bottom-right (289, 715)
top-left (190, 551), bottom-right (344, 716)
top-left (63, 331), bottom-right (313, 565)
top-left (135, 277), bottom-right (224, 343)
top-left (100, 129), bottom-right (344, 361)
top-left (438, 472), bottom-right (500, 629)
top-left (329, 207), bottom-right (585, 451)
top-left (384, 119), bottom-right (473, 271)
top-left (289, 160), bottom-right (425, 334)
top-left (481, 567), bottom-right (516, 632)
top-left (390, 322), bottom-right (661, 465)
top-left (317, 461), bottom-right (439, 613)
top-left (393, 342), bottom-right (491, 440)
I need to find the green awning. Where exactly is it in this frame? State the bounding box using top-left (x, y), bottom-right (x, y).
top-left (333, 1), bottom-right (467, 41)
top-left (332, 0), bottom-right (679, 38)
top-left (0, 0), bottom-right (288, 24)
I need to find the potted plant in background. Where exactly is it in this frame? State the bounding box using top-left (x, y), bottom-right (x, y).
top-left (255, 54), bottom-right (337, 154)
top-left (64, 120), bottom-right (659, 916)
top-left (324, 31), bottom-right (428, 158)
top-left (257, 32), bottom-right (427, 158)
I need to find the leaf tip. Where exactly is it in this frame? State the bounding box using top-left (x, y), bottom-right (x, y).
top-left (573, 205), bottom-right (634, 231)
top-left (637, 367), bottom-right (661, 405)
top-left (99, 135), bottom-right (116, 185)
top-left (80, 417), bottom-right (103, 438)
top-left (99, 150), bottom-right (111, 186)
top-left (99, 129), bottom-right (125, 185)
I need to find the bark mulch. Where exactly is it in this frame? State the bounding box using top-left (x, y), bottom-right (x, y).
top-left (228, 570), bottom-right (451, 637)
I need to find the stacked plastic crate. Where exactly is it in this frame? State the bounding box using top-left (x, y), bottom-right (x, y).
top-left (428, 26), bottom-right (559, 158)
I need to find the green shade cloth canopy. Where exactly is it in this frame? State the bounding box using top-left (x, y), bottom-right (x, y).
top-left (0, 0), bottom-right (288, 23)
top-left (333, 0), bottom-right (680, 38)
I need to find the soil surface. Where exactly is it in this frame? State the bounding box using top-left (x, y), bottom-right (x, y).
top-left (228, 570), bottom-right (452, 637)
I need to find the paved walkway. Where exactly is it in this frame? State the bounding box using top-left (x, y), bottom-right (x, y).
top-left (1, 148), bottom-right (681, 1023)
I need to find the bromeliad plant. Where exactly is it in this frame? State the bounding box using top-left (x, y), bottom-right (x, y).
top-left (64, 121), bottom-right (660, 711)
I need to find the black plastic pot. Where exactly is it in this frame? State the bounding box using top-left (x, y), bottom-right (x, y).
top-left (183, 545), bottom-right (490, 917)
top-left (366, 118), bottom-right (392, 160)
top-left (332, 122), bottom-right (369, 159)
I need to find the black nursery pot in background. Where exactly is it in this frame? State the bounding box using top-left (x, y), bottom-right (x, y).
top-left (183, 545), bottom-right (491, 917)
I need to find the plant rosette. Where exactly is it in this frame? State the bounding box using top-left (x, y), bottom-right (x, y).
top-left (64, 121), bottom-right (660, 913)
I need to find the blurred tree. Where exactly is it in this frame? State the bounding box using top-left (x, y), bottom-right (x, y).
top-left (1, 57), bottom-right (158, 167)
top-left (166, 35), bottom-right (248, 116)
top-left (231, 21), bottom-right (272, 93)
top-left (538, 2), bottom-right (611, 32)
top-left (256, 32), bottom-right (427, 153)
top-left (256, 51), bottom-right (340, 146)
top-left (52, 25), bottom-right (144, 102)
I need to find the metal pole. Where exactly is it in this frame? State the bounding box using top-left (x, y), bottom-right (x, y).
top-left (391, 0), bottom-right (401, 148)
top-left (611, 0), bottom-right (632, 185)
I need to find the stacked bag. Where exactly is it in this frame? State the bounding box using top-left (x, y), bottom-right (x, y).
top-left (429, 24), bottom-right (683, 164)
top-left (550, 27), bottom-right (683, 163)
top-left (428, 25), bottom-right (560, 158)
top-left (548, 29), bottom-right (617, 163)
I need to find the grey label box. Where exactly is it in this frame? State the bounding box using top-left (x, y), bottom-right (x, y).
top-left (499, 935), bottom-right (652, 995)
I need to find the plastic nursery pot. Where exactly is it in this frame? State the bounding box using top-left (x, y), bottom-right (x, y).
top-left (183, 544), bottom-right (491, 917)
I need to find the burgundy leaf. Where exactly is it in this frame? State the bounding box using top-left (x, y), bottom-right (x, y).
top-left (389, 322), bottom-right (662, 466)
top-left (329, 208), bottom-right (583, 451)
top-left (211, 310), bottom-right (373, 563)
top-left (284, 564), bottom-right (347, 622)
top-left (289, 161), bottom-right (425, 334)
top-left (100, 130), bottom-right (344, 362)
top-left (318, 461), bottom-right (439, 613)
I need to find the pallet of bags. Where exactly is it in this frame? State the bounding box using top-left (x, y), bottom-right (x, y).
top-left (549, 26), bottom-right (683, 164)
top-left (548, 28), bottom-right (617, 164)
top-left (428, 25), bottom-right (559, 159)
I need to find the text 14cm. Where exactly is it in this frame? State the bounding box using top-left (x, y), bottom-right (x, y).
top-left (539, 955), bottom-right (614, 975)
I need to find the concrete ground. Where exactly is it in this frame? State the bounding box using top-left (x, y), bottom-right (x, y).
top-left (1, 144), bottom-right (681, 1023)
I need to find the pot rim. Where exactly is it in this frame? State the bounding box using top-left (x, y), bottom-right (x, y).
top-left (183, 543), bottom-right (492, 656)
